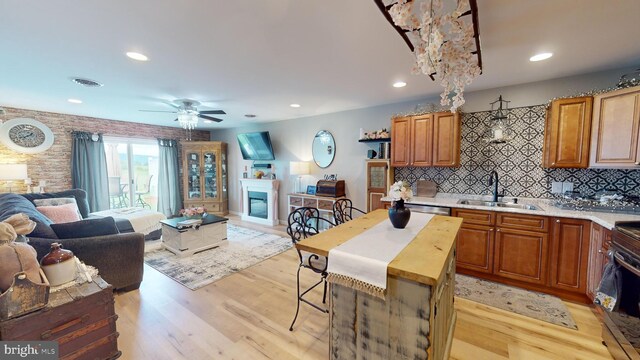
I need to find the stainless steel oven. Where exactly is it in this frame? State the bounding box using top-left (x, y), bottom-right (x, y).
top-left (601, 222), bottom-right (640, 360)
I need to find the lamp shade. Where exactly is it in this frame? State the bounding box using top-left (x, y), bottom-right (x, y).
top-left (0, 164), bottom-right (28, 180)
top-left (290, 161), bottom-right (310, 176)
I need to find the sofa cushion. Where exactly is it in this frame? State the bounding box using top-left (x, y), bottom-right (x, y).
top-left (34, 197), bottom-right (83, 219)
top-left (36, 203), bottom-right (82, 224)
top-left (50, 216), bottom-right (120, 239)
top-left (21, 190), bottom-right (91, 218)
top-left (0, 193), bottom-right (57, 239)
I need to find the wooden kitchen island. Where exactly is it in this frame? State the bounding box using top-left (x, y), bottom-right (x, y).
top-left (296, 209), bottom-right (462, 360)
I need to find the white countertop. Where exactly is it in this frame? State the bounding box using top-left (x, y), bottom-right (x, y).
top-left (381, 193), bottom-right (640, 230)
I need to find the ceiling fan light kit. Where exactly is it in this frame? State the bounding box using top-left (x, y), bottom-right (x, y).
top-left (375, 0), bottom-right (482, 112)
top-left (139, 99), bottom-right (226, 129)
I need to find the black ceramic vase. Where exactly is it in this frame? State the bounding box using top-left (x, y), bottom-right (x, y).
top-left (388, 199), bottom-right (411, 229)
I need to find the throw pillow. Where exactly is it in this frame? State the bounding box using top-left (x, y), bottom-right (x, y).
top-left (34, 198), bottom-right (83, 219)
top-left (36, 203), bottom-right (82, 224)
top-left (0, 193), bottom-right (57, 239)
top-left (50, 217), bottom-right (120, 239)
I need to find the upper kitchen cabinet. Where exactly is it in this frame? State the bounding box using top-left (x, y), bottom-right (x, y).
top-left (391, 112), bottom-right (460, 167)
top-left (542, 96), bottom-right (593, 168)
top-left (589, 85), bottom-right (640, 168)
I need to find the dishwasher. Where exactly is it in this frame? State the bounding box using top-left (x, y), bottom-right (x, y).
top-left (404, 203), bottom-right (451, 216)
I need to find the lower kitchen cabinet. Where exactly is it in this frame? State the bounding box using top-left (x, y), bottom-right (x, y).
top-left (549, 218), bottom-right (591, 293)
top-left (494, 228), bottom-right (549, 285)
top-left (587, 223), bottom-right (612, 300)
top-left (456, 223), bottom-right (495, 274)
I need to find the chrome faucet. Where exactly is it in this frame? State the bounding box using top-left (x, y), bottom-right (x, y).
top-left (489, 170), bottom-right (501, 202)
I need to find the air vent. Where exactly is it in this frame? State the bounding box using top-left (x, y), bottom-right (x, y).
top-left (244, 114), bottom-right (257, 118)
top-left (71, 78), bottom-right (103, 87)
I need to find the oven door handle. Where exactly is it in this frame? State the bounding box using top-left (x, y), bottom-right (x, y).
top-left (611, 251), bottom-right (640, 277)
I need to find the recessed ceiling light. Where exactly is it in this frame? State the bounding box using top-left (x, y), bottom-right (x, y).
top-left (529, 52), bottom-right (553, 62)
top-left (67, 98), bottom-right (82, 104)
top-left (126, 52), bottom-right (149, 61)
top-left (244, 114), bottom-right (257, 118)
top-left (393, 81), bottom-right (407, 88)
top-left (290, 104), bottom-right (301, 108)
top-left (203, 120), bottom-right (214, 124)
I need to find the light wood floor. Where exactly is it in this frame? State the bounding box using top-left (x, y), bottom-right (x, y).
top-left (115, 216), bottom-right (613, 360)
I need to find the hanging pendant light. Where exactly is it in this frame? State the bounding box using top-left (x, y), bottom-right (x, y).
top-left (178, 112), bottom-right (199, 130)
top-left (484, 95), bottom-right (513, 144)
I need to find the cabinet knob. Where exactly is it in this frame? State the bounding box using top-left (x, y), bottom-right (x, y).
top-left (598, 249), bottom-right (603, 254)
top-left (556, 219), bottom-right (560, 223)
top-left (551, 162), bottom-right (556, 165)
top-left (496, 229), bottom-right (501, 232)
top-left (489, 228), bottom-right (494, 232)
top-left (635, 162), bottom-right (640, 165)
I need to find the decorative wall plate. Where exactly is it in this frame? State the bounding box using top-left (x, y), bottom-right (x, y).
top-left (0, 118), bottom-right (55, 154)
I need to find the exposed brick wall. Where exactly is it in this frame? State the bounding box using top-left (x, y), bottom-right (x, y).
top-left (0, 106), bottom-right (210, 193)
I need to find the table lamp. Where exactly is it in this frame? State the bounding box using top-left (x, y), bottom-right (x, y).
top-left (289, 161), bottom-right (310, 193)
top-left (0, 164), bottom-right (28, 192)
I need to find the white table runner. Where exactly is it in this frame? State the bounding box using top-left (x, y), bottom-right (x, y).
top-left (326, 213), bottom-right (434, 299)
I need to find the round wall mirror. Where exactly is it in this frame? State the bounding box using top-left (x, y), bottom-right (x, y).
top-left (312, 130), bottom-right (335, 168)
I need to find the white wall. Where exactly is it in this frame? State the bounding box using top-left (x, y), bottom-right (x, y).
top-left (212, 66), bottom-right (634, 223)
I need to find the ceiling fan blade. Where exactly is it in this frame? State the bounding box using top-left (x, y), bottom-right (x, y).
top-left (199, 110), bottom-right (226, 115)
top-left (173, 118), bottom-right (179, 121)
top-left (139, 109), bottom-right (178, 113)
top-left (199, 114), bottom-right (223, 122)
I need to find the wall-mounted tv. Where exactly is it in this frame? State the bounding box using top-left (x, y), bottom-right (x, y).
top-left (237, 131), bottom-right (275, 160)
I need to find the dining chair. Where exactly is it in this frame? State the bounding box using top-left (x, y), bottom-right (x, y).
top-left (287, 206), bottom-right (336, 331)
top-left (332, 198), bottom-right (366, 225)
top-left (108, 176), bottom-right (127, 208)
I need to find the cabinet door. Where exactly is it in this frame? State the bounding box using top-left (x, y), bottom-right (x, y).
top-left (366, 161), bottom-right (389, 212)
top-left (203, 150), bottom-right (218, 200)
top-left (456, 223), bottom-right (495, 273)
top-left (432, 112), bottom-right (460, 167)
top-left (590, 87), bottom-right (640, 168)
top-left (411, 114), bottom-right (433, 166)
top-left (550, 218), bottom-right (591, 293)
top-left (391, 117), bottom-right (412, 167)
top-left (494, 228), bottom-right (548, 285)
top-left (545, 97), bottom-right (593, 168)
top-left (185, 151), bottom-right (202, 200)
top-left (587, 223), bottom-right (605, 300)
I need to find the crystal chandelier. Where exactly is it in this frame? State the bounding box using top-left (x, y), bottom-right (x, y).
top-left (375, 0), bottom-right (482, 112)
top-left (177, 112), bottom-right (199, 130)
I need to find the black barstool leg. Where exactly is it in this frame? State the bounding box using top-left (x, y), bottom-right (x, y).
top-left (289, 266), bottom-right (303, 331)
top-left (322, 277), bottom-right (328, 304)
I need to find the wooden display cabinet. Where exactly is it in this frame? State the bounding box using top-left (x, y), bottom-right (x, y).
top-left (181, 141), bottom-right (228, 216)
top-left (365, 159), bottom-right (393, 212)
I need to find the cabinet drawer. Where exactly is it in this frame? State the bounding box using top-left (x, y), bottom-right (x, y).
top-left (290, 197), bottom-right (303, 206)
top-left (497, 213), bottom-right (549, 232)
top-left (452, 209), bottom-right (495, 226)
top-left (303, 198), bottom-right (317, 207)
top-left (208, 203), bottom-right (220, 212)
top-left (318, 200), bottom-right (334, 211)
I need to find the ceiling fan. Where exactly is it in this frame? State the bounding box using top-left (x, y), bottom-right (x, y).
top-left (139, 99), bottom-right (226, 125)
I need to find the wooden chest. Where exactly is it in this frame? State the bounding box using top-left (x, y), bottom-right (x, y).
top-left (315, 180), bottom-right (346, 198)
top-left (0, 277), bottom-right (121, 360)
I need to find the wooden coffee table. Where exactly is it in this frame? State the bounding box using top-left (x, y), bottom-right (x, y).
top-left (160, 214), bottom-right (228, 256)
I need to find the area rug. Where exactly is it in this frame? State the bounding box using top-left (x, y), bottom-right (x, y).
top-left (144, 224), bottom-right (292, 290)
top-left (455, 274), bottom-right (578, 330)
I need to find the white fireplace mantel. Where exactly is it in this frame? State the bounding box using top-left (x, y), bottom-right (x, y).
top-left (239, 179), bottom-right (279, 226)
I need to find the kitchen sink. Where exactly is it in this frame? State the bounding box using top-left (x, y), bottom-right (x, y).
top-left (457, 199), bottom-right (539, 210)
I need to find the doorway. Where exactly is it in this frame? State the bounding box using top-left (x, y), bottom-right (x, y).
top-left (104, 137), bottom-right (159, 210)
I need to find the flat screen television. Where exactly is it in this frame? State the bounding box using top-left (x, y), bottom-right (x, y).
top-left (237, 131), bottom-right (275, 160)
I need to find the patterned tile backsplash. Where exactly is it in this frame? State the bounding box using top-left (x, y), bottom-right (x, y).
top-left (395, 105), bottom-right (640, 199)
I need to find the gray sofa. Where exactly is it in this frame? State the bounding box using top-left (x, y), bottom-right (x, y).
top-left (0, 189), bottom-right (144, 291)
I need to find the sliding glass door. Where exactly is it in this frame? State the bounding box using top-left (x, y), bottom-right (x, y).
top-left (104, 137), bottom-right (159, 210)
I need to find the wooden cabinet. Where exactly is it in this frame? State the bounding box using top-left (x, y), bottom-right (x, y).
top-left (181, 141), bottom-right (228, 216)
top-left (390, 116), bottom-right (412, 167)
top-left (587, 224), bottom-right (613, 300)
top-left (456, 223), bottom-right (495, 273)
top-left (590, 86), bottom-right (640, 168)
top-left (365, 160), bottom-right (393, 212)
top-left (391, 112), bottom-right (460, 167)
top-left (287, 194), bottom-right (343, 230)
top-left (549, 218), bottom-right (591, 293)
top-left (543, 96), bottom-right (593, 168)
top-left (494, 228), bottom-right (549, 285)
top-left (433, 112), bottom-right (461, 166)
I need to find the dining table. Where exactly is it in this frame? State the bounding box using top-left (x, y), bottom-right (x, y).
top-left (295, 209), bottom-right (462, 360)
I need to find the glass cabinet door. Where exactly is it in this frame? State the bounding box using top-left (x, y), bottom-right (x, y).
top-left (203, 151), bottom-right (218, 199)
top-left (221, 151), bottom-right (228, 200)
top-left (187, 152), bottom-right (201, 199)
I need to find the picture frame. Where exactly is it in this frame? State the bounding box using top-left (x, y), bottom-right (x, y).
top-left (306, 185), bottom-right (317, 195)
